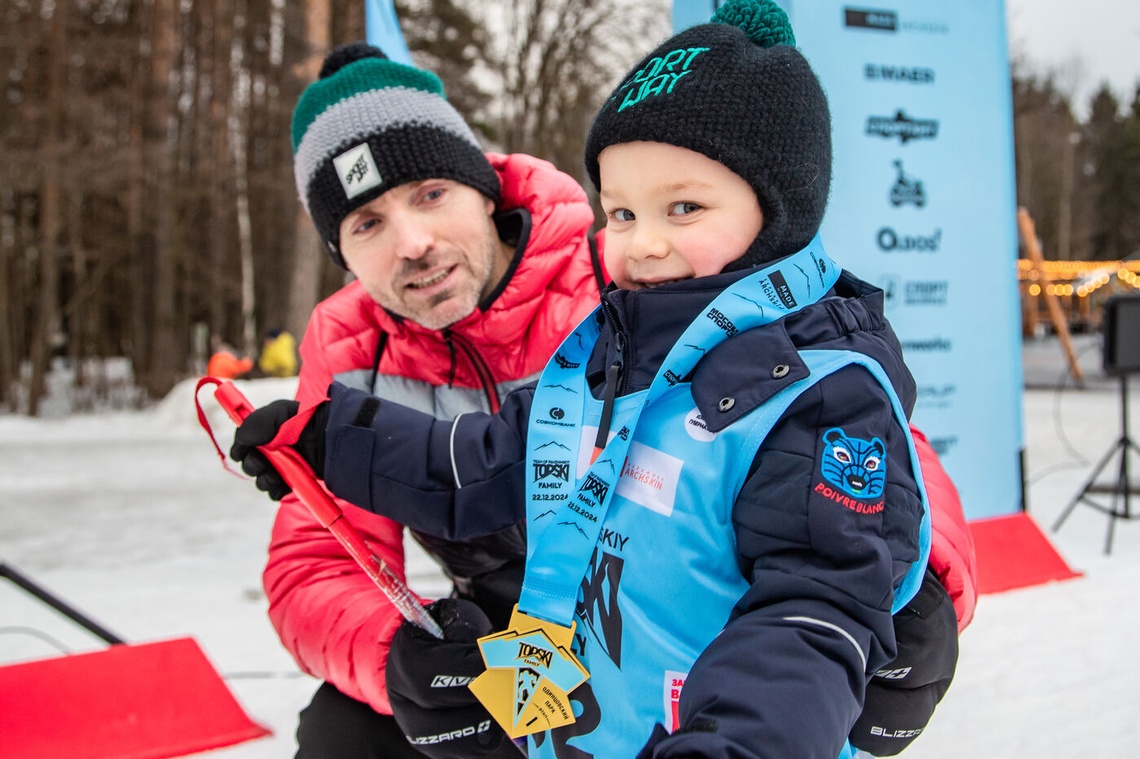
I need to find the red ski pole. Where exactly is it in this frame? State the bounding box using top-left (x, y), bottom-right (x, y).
top-left (206, 379), bottom-right (443, 639)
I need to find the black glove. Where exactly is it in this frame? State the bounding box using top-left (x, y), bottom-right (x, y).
top-left (387, 598), bottom-right (517, 759)
top-left (849, 569), bottom-right (959, 756)
top-left (228, 399), bottom-right (328, 500)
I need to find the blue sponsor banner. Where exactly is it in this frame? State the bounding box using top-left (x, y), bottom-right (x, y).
top-left (675, 2), bottom-right (1023, 519)
top-left (365, 0), bottom-right (412, 64)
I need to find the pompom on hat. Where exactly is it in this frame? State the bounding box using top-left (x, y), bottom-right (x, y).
top-left (291, 43), bottom-right (500, 268)
top-left (584, 0), bottom-right (831, 269)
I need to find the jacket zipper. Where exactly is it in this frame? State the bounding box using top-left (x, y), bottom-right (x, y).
top-left (443, 329), bottom-right (502, 413)
top-left (592, 300), bottom-right (626, 461)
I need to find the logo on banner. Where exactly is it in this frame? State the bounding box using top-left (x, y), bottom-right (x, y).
top-left (916, 384), bottom-right (957, 409)
top-left (889, 160), bottom-right (926, 207)
top-left (904, 280), bottom-right (948, 306)
top-left (877, 227), bottom-right (942, 253)
top-left (878, 276), bottom-right (948, 309)
top-left (879, 275), bottom-right (901, 311)
top-left (866, 110), bottom-right (939, 144)
top-left (843, 7), bottom-right (896, 32)
top-left (843, 7), bottom-right (948, 35)
top-left (865, 64), bottom-right (935, 85)
top-left (929, 435), bottom-right (959, 457)
top-left (901, 336), bottom-right (953, 353)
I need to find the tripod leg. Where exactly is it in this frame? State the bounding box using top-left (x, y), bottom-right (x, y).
top-left (1053, 439), bottom-right (1124, 532)
top-left (1104, 435), bottom-right (1140, 554)
top-left (1105, 483), bottom-right (1120, 555)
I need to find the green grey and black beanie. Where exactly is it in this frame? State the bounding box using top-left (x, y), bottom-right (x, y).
top-left (584, 0), bottom-right (831, 270)
top-left (292, 42), bottom-right (501, 269)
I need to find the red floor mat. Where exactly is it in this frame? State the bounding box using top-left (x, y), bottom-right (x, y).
top-left (969, 512), bottom-right (1083, 595)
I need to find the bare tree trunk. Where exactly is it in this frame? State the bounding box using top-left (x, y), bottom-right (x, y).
top-left (0, 32), bottom-right (13, 408)
top-left (285, 0), bottom-right (332, 341)
top-left (28, 0), bottom-right (68, 416)
top-left (67, 191), bottom-right (89, 403)
top-left (0, 193), bottom-right (14, 409)
top-left (125, 2), bottom-right (152, 385)
top-left (143, 0), bottom-right (181, 399)
top-left (230, 2), bottom-right (258, 357)
top-left (207, 0), bottom-right (234, 340)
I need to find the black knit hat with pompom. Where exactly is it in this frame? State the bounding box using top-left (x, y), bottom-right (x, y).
top-left (584, 0), bottom-right (831, 269)
top-left (291, 42), bottom-right (500, 269)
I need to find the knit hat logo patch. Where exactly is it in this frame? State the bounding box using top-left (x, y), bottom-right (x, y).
top-left (333, 143), bottom-right (383, 200)
top-left (615, 46), bottom-right (709, 112)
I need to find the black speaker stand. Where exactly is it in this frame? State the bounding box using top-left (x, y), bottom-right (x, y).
top-left (1053, 375), bottom-right (1140, 554)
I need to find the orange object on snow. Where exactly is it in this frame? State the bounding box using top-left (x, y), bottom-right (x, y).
top-left (207, 350), bottom-right (253, 379)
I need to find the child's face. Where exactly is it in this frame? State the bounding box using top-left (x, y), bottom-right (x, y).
top-left (598, 142), bottom-right (764, 291)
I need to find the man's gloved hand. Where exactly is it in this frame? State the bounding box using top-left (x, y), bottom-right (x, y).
top-left (387, 598), bottom-right (517, 759)
top-left (228, 399), bottom-right (328, 500)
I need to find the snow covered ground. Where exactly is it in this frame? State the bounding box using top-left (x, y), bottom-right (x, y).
top-left (2, 356), bottom-right (1139, 757)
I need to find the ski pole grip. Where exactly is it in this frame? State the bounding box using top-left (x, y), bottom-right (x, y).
top-left (214, 381), bottom-right (342, 528)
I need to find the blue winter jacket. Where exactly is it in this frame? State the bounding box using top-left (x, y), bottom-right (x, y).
top-left (321, 265), bottom-right (924, 759)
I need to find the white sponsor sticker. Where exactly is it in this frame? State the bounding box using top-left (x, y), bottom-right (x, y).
top-left (576, 429), bottom-right (681, 516)
top-left (684, 406), bottom-right (717, 442)
top-left (333, 143), bottom-right (382, 199)
top-left (615, 442), bottom-right (682, 516)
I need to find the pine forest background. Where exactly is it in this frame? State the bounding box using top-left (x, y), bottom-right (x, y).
top-left (1, 0), bottom-right (1136, 415)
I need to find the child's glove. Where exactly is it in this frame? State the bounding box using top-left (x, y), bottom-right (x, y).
top-left (228, 398), bottom-right (328, 500)
top-left (387, 598), bottom-right (517, 758)
top-left (848, 569), bottom-right (959, 756)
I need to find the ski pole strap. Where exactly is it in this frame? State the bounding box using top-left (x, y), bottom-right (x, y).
top-left (194, 376), bottom-right (244, 477)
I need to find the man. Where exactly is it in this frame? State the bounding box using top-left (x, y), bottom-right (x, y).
top-left (255, 41), bottom-right (603, 758)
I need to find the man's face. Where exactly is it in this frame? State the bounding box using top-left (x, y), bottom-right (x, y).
top-left (338, 179), bottom-right (508, 330)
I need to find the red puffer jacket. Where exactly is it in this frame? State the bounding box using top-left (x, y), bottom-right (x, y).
top-left (912, 426), bottom-right (978, 631)
top-left (263, 153), bottom-right (601, 715)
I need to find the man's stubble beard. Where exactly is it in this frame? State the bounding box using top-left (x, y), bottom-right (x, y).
top-left (385, 236), bottom-right (500, 331)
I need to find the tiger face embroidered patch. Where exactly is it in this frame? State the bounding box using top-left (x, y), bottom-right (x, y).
top-left (818, 427), bottom-right (886, 499)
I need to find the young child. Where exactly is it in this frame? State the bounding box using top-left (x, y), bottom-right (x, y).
top-left (232, 1), bottom-right (939, 756)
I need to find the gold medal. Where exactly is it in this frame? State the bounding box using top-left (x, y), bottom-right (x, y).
top-left (470, 605), bottom-right (589, 738)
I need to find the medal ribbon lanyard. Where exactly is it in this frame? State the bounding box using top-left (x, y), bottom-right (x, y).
top-left (519, 235), bottom-right (841, 626)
